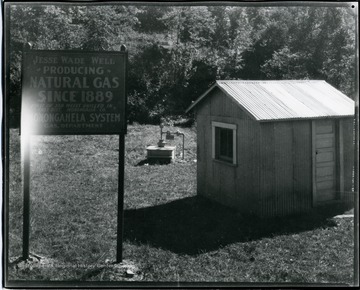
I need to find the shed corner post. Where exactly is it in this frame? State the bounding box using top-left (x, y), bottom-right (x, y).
top-left (338, 119), bottom-right (345, 201)
top-left (311, 120), bottom-right (316, 207)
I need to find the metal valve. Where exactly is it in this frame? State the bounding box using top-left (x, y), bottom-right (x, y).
top-left (159, 126), bottom-right (185, 159)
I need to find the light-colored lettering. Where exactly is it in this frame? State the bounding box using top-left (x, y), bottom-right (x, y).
top-left (37, 91), bottom-right (78, 103)
top-left (91, 57), bottom-right (115, 65)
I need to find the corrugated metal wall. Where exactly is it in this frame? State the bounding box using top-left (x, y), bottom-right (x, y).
top-left (216, 80), bottom-right (354, 121)
top-left (292, 121), bottom-right (313, 212)
top-left (259, 121), bottom-right (312, 217)
top-left (196, 88), bottom-right (260, 214)
top-left (195, 88), bottom-right (354, 217)
top-left (342, 118), bottom-right (355, 204)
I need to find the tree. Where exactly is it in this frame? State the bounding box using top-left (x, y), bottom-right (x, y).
top-left (81, 5), bottom-right (139, 51)
top-left (8, 4), bottom-right (85, 126)
top-left (7, 4), bottom-right (357, 126)
top-left (159, 6), bottom-right (217, 114)
top-left (260, 6), bottom-right (356, 97)
top-left (127, 43), bottom-right (172, 123)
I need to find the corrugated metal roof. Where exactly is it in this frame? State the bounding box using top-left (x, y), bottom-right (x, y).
top-left (186, 80), bottom-right (355, 121)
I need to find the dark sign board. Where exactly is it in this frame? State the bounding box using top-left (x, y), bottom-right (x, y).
top-left (21, 50), bottom-right (126, 135)
top-left (19, 48), bottom-right (127, 263)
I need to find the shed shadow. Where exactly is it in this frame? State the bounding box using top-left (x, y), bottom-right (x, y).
top-left (124, 196), bottom-right (352, 255)
top-left (136, 158), bottom-right (172, 166)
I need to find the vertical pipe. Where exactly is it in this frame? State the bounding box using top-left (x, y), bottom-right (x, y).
top-left (182, 133), bottom-right (184, 160)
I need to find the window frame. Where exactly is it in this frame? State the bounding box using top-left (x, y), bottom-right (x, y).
top-left (212, 121), bottom-right (237, 165)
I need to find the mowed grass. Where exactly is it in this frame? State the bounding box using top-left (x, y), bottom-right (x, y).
top-left (7, 124), bottom-right (355, 284)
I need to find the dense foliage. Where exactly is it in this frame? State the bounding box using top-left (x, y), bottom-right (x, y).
top-left (7, 4), bottom-right (356, 125)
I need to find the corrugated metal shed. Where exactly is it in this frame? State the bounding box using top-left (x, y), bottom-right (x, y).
top-left (186, 80), bottom-right (355, 121)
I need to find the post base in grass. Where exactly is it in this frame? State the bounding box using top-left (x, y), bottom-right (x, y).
top-left (9, 253), bottom-right (54, 270)
top-left (106, 259), bottom-right (143, 281)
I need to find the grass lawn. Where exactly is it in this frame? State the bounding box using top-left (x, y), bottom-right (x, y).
top-left (6, 124), bottom-right (355, 285)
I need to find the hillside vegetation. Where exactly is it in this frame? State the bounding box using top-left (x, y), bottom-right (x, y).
top-left (8, 4), bottom-right (356, 125)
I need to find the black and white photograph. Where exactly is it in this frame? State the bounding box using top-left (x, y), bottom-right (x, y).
top-left (1, 0), bottom-right (359, 287)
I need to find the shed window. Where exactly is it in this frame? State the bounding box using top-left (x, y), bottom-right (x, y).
top-left (212, 121), bottom-right (237, 165)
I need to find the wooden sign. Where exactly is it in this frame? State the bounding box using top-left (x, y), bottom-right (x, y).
top-left (20, 46), bottom-right (127, 264)
top-left (21, 49), bottom-right (126, 135)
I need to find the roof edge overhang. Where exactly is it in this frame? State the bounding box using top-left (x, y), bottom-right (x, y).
top-left (186, 80), bottom-right (355, 121)
top-left (185, 82), bottom-right (218, 113)
top-left (185, 81), bottom-right (259, 121)
top-left (258, 115), bottom-right (355, 123)
top-left (185, 81), bottom-right (257, 120)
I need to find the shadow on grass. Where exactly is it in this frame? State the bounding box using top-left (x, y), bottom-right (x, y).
top-left (136, 158), bottom-right (172, 166)
top-left (124, 196), bottom-right (353, 255)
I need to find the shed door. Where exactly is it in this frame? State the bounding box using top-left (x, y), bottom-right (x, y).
top-left (313, 120), bottom-right (337, 203)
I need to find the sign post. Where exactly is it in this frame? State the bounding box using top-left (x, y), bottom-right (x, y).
top-left (20, 45), bottom-right (127, 262)
top-left (117, 134), bottom-right (125, 263)
top-left (21, 43), bottom-right (32, 260)
top-left (22, 133), bottom-right (31, 260)
top-left (116, 44), bottom-right (127, 263)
